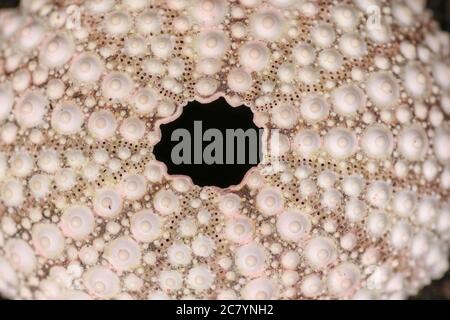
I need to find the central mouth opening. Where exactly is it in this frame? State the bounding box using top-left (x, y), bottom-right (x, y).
top-left (154, 98), bottom-right (263, 188)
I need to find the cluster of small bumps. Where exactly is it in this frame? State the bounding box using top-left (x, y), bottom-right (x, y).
top-left (0, 0), bottom-right (449, 300)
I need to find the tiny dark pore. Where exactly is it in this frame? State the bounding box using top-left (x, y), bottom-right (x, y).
top-left (154, 98), bottom-right (262, 188)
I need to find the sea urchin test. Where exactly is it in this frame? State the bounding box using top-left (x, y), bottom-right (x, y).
top-left (0, 0), bottom-right (449, 300)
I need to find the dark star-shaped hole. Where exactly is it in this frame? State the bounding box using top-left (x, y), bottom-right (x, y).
top-left (154, 98), bottom-right (263, 188)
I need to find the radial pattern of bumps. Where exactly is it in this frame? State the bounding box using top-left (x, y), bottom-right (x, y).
top-left (0, 0), bottom-right (449, 300)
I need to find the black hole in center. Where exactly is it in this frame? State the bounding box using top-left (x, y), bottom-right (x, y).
top-left (154, 98), bottom-right (263, 188)
top-left (0, 0), bottom-right (20, 8)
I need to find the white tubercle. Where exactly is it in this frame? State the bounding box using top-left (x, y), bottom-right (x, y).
top-left (0, 84), bottom-right (14, 122)
top-left (19, 22), bottom-right (44, 51)
top-left (29, 174), bottom-right (51, 198)
top-left (159, 270), bottom-right (183, 291)
top-left (318, 49), bottom-right (343, 72)
top-left (250, 8), bottom-right (284, 41)
top-left (120, 174), bottom-right (147, 200)
top-left (39, 33), bottom-right (74, 68)
top-left (10, 150), bottom-right (34, 178)
top-left (5, 238), bottom-right (36, 274)
top-left (276, 209), bottom-right (311, 242)
top-left (293, 43), bottom-right (316, 66)
top-left (301, 274), bottom-right (324, 298)
top-left (51, 102), bottom-right (84, 135)
top-left (88, 110), bottom-right (118, 140)
top-left (239, 41), bottom-right (270, 71)
top-left (393, 190), bottom-right (417, 218)
top-left (60, 205), bottom-right (95, 241)
top-left (235, 242), bottom-right (267, 277)
top-left (102, 72), bottom-right (133, 101)
top-left (131, 210), bottom-right (162, 243)
top-left (83, 266), bottom-right (120, 299)
top-left (366, 211), bottom-right (389, 238)
top-left (324, 128), bottom-right (357, 159)
top-left (69, 52), bottom-right (104, 84)
top-left (332, 84), bottom-right (366, 117)
top-left (227, 68), bottom-right (252, 93)
top-left (104, 12), bottom-right (131, 36)
top-left (187, 265), bottom-right (215, 291)
top-left (153, 189), bottom-right (180, 215)
top-left (86, 0), bottom-right (115, 14)
top-left (241, 277), bottom-right (277, 300)
top-left (167, 242), bottom-right (192, 266)
top-left (0, 0), bottom-right (449, 301)
top-left (256, 187), bottom-right (284, 216)
top-left (366, 181), bottom-right (391, 209)
top-left (311, 23), bottom-right (336, 48)
top-left (342, 175), bottom-right (364, 197)
top-left (390, 220), bottom-right (413, 249)
top-left (398, 125), bottom-right (428, 161)
top-left (305, 236), bottom-right (337, 269)
top-left (361, 124), bottom-right (394, 159)
top-left (218, 193), bottom-right (242, 215)
top-left (120, 117), bottom-right (146, 143)
top-left (197, 30), bottom-right (229, 59)
top-left (366, 72), bottom-right (400, 109)
top-left (225, 216), bottom-right (254, 244)
top-left (345, 198), bottom-right (366, 222)
top-left (105, 236), bottom-right (141, 271)
top-left (31, 223), bottom-right (65, 259)
top-left (292, 129), bottom-right (321, 159)
top-left (191, 0), bottom-right (228, 26)
top-left (136, 10), bottom-right (161, 34)
top-left (133, 87), bottom-right (158, 115)
top-left (339, 33), bottom-right (367, 59)
top-left (272, 103), bottom-right (298, 129)
top-left (192, 235), bottom-right (215, 257)
top-left (300, 94), bottom-right (329, 124)
top-left (14, 90), bottom-right (48, 129)
top-left (327, 263), bottom-right (361, 297)
top-left (403, 62), bottom-right (430, 98)
top-left (332, 5), bottom-right (359, 31)
top-left (151, 35), bottom-right (173, 59)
